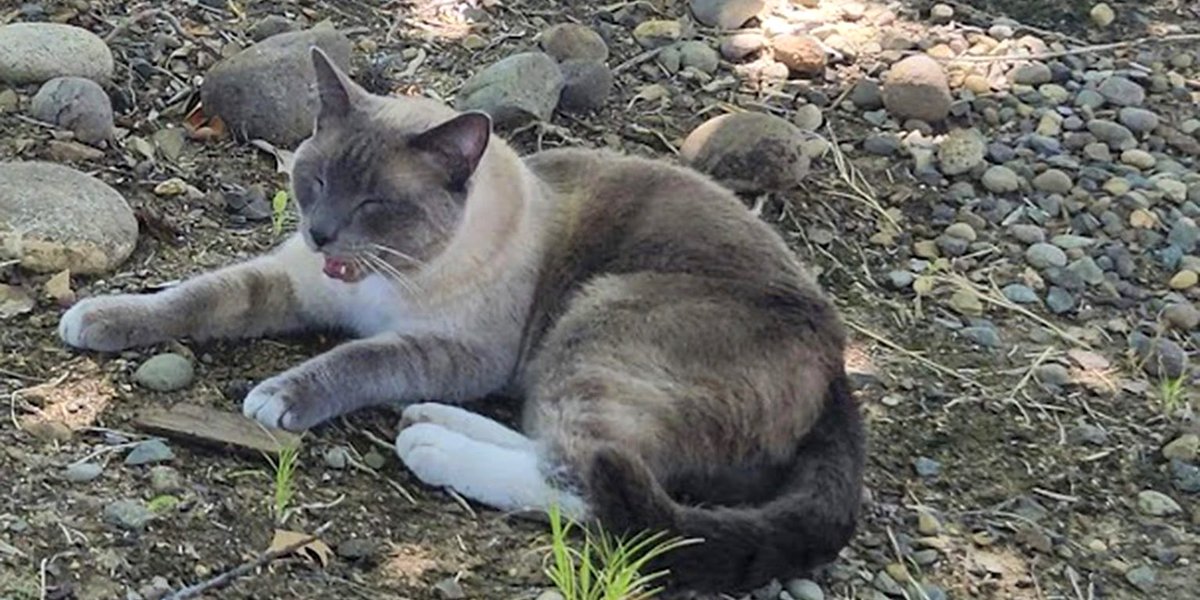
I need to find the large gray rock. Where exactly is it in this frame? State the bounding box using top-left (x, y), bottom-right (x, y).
top-left (556, 60), bottom-right (613, 113)
top-left (0, 23), bottom-right (113, 85)
top-left (681, 112), bottom-right (810, 192)
top-left (200, 25), bottom-right (352, 148)
top-left (691, 0), bottom-right (766, 29)
top-left (882, 55), bottom-right (951, 122)
top-left (0, 162), bottom-right (137, 274)
top-left (457, 52), bottom-right (564, 127)
top-left (538, 24), bottom-right (608, 63)
top-left (30, 77), bottom-right (114, 145)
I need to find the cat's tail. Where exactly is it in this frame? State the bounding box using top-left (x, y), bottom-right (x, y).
top-left (586, 372), bottom-right (865, 593)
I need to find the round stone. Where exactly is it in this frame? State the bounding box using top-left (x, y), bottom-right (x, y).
top-left (680, 112), bottom-right (809, 192)
top-left (1026, 243), bottom-right (1067, 269)
top-left (538, 24), bottom-right (608, 63)
top-left (30, 77), bottom-right (114, 145)
top-left (720, 33), bottom-right (767, 61)
top-left (0, 162), bottom-right (137, 274)
top-left (1098, 76), bottom-right (1145, 107)
top-left (1010, 62), bottom-right (1051, 85)
top-left (938, 128), bottom-right (986, 176)
top-left (134, 353), bottom-right (196, 392)
top-left (457, 52), bottom-right (565, 126)
top-left (772, 35), bottom-right (826, 76)
top-left (1118, 107), bottom-right (1160, 134)
top-left (1164, 303), bottom-right (1199, 331)
top-left (690, 0), bottom-right (766, 29)
top-left (632, 20), bottom-right (683, 49)
top-left (982, 165), bottom-right (1021, 193)
top-left (0, 23), bottom-right (114, 85)
top-left (883, 55), bottom-right (952, 122)
top-left (556, 60), bottom-right (613, 113)
top-left (1032, 169), bottom-right (1073, 194)
top-left (1090, 3), bottom-right (1115, 27)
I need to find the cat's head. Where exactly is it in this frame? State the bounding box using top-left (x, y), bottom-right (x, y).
top-left (291, 48), bottom-right (492, 283)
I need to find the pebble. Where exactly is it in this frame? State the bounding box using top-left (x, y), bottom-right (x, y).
top-left (1002, 283), bottom-right (1039, 304)
top-left (914, 456), bottom-right (941, 477)
top-left (1067, 257), bottom-right (1105, 285)
top-left (883, 55), bottom-right (951, 122)
top-left (681, 112), bottom-right (809, 192)
top-left (30, 77), bottom-right (114, 146)
top-left (917, 511), bottom-right (941, 535)
top-left (1026, 243), bottom-right (1068, 269)
top-left (1170, 270), bottom-right (1198, 290)
top-left (772, 35), bottom-right (826, 76)
top-left (433, 577), bottom-right (466, 599)
top-left (1032, 169), bottom-right (1073, 194)
top-left (849, 79), bottom-right (883, 109)
top-left (1164, 434), bottom-right (1199, 463)
top-left (1098, 76), bottom-right (1145, 107)
top-left (961, 326), bottom-right (1001, 348)
top-left (690, 0), bottom-right (766, 29)
top-left (720, 33), bottom-right (767, 61)
top-left (1171, 460), bottom-right (1200, 493)
top-left (784, 579), bottom-right (824, 600)
top-left (556, 60), bottom-right (613, 113)
top-left (1046, 287), bottom-right (1076, 313)
top-left (1075, 88), bottom-right (1106, 109)
top-left (1011, 62), bottom-right (1052, 85)
top-left (938, 128), bottom-right (986, 176)
top-left (125, 440), bottom-right (175, 466)
top-left (64, 462), bottom-right (103, 483)
top-left (149, 466), bottom-right (185, 493)
top-left (950, 289), bottom-right (984, 315)
top-left (134, 353), bottom-right (195, 392)
top-left (1083, 142), bottom-right (1112, 162)
top-left (104, 499), bottom-right (154, 531)
top-left (1039, 84), bottom-right (1071, 105)
top-left (201, 24), bottom-right (353, 147)
top-left (458, 52), bottom-right (564, 126)
top-left (248, 15), bottom-right (297, 42)
top-left (1088, 119), bottom-right (1135, 149)
top-left (538, 24), bottom-right (609, 63)
top-left (324, 446), bottom-right (350, 469)
top-left (1132, 335), bottom-right (1188, 379)
top-left (929, 3), bottom-right (954, 23)
top-left (337, 538), bottom-right (378, 560)
top-left (0, 162), bottom-right (138, 274)
top-left (863, 133), bottom-right (902, 156)
top-left (1068, 423), bottom-right (1109, 446)
top-left (1125, 565), bottom-right (1156, 593)
top-left (1090, 3), bottom-right (1116, 28)
top-left (1157, 180), bottom-right (1188, 204)
top-left (888, 270), bottom-right (915, 289)
top-left (678, 41), bottom-right (719, 75)
top-left (872, 570), bottom-right (904, 596)
top-left (1120, 149), bottom-right (1155, 169)
top-left (982, 165), bottom-right (1020, 193)
top-left (632, 20), bottom-right (682, 49)
top-left (0, 23), bottom-right (114, 84)
top-left (1168, 218), bottom-right (1199, 252)
top-left (1118, 107), bottom-right (1159, 134)
top-left (1164, 303), bottom-right (1200, 331)
top-left (792, 104), bottom-right (823, 132)
top-left (363, 449), bottom-right (386, 470)
top-left (1138, 490), bottom-right (1182, 516)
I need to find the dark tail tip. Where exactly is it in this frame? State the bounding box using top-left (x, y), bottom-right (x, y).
top-left (587, 446), bottom-right (676, 533)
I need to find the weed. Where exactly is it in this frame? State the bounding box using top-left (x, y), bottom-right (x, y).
top-left (271, 190), bottom-right (291, 236)
top-left (543, 504), bottom-right (699, 600)
top-left (263, 442), bottom-right (301, 523)
top-left (1159, 374), bottom-right (1191, 414)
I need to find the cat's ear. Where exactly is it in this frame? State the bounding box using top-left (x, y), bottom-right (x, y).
top-left (409, 112), bottom-right (492, 192)
top-left (310, 47), bottom-right (359, 121)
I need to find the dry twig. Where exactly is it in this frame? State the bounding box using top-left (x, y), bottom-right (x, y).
top-left (164, 522), bottom-right (332, 600)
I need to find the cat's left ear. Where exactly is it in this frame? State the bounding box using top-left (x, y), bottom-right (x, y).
top-left (409, 112), bottom-right (492, 192)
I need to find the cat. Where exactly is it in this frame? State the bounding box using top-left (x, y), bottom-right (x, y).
top-left (58, 48), bottom-right (865, 593)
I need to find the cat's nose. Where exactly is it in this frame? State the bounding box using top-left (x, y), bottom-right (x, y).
top-left (309, 227), bottom-right (336, 248)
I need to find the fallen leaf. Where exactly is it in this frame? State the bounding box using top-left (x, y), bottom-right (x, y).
top-left (269, 529), bottom-right (333, 567)
top-left (249, 139), bottom-right (294, 175)
top-left (45, 269), bottom-right (74, 306)
top-left (1068, 348), bottom-right (1110, 371)
top-left (0, 283), bottom-right (34, 318)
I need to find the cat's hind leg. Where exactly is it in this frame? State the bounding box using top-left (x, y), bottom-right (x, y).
top-left (400, 403), bottom-right (533, 450)
top-left (395, 422), bottom-right (586, 519)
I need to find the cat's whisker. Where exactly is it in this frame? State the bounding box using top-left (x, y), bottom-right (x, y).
top-left (370, 243), bottom-right (425, 266)
top-left (361, 253), bottom-right (420, 295)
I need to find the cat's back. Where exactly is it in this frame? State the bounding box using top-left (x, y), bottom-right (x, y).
top-left (525, 147), bottom-right (804, 283)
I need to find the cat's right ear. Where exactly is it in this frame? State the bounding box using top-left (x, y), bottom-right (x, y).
top-left (310, 47), bottom-right (358, 122)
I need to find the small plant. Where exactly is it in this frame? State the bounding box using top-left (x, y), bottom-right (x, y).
top-left (263, 442), bottom-right (301, 523)
top-left (1159, 374), bottom-right (1190, 414)
top-left (543, 503), bottom-right (699, 600)
top-left (271, 189), bottom-right (290, 235)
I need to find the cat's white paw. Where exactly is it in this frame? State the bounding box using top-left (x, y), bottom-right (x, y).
top-left (400, 403), bottom-right (533, 450)
top-left (59, 295), bottom-right (158, 352)
top-left (395, 423), bottom-right (467, 488)
top-left (242, 375), bottom-right (335, 432)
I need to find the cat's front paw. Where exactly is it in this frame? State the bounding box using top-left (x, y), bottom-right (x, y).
top-left (242, 375), bottom-right (334, 432)
top-left (59, 295), bottom-right (165, 352)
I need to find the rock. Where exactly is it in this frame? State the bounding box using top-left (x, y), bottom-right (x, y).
top-left (1002, 283), bottom-right (1039, 304)
top-left (1090, 3), bottom-right (1115, 27)
top-left (938, 128), bottom-right (986, 176)
top-left (104, 499), bottom-right (153, 531)
top-left (1098, 76), bottom-right (1145, 107)
top-left (1032, 169), bottom-right (1073, 194)
top-left (914, 456), bottom-right (940, 477)
top-left (690, 0), bottom-right (766, 29)
top-left (945, 222), bottom-right (977, 241)
top-left (537, 592), bottom-right (566, 600)
top-left (64, 462), bottom-right (103, 483)
top-left (680, 112), bottom-right (809, 192)
top-left (125, 440), bottom-right (175, 466)
top-left (1067, 257), bottom-right (1105, 285)
top-left (134, 353), bottom-right (195, 392)
top-left (863, 133), bottom-right (902, 156)
top-left (872, 570), bottom-right (904, 596)
top-left (785, 579), bottom-right (824, 600)
top-left (538, 24), bottom-right (608, 63)
top-left (929, 3), bottom-right (955, 24)
top-left (1137, 490), bottom-right (1182, 516)
top-left (47, 140), bottom-right (106, 163)
top-left (1169, 218), bottom-right (1199, 252)
top-left (961, 326), bottom-right (1001, 348)
top-left (849, 79), bottom-right (883, 109)
top-left (950, 289), bottom-right (983, 315)
top-left (200, 25), bottom-right (352, 147)
top-left (457, 52), bottom-right (564, 126)
top-left (149, 466), bottom-right (185, 493)
top-left (1011, 62), bottom-right (1052, 85)
top-left (883, 56), bottom-right (951, 122)
top-left (248, 15), bottom-right (297, 42)
top-left (1068, 423), bottom-right (1108, 445)
top-left (1163, 434), bottom-right (1199, 462)
top-left (1026, 243), bottom-right (1067, 269)
top-left (1164, 303), bottom-right (1199, 331)
top-left (1076, 88), bottom-right (1106, 109)
top-left (0, 162), bottom-right (137, 274)
top-left (1170, 270), bottom-right (1198, 290)
top-left (1120, 149), bottom-right (1156, 169)
top-left (1118, 107), bottom-right (1159, 134)
top-left (791, 104), bottom-right (823, 132)
top-left (917, 511), bottom-right (941, 535)
top-left (337, 538), bottom-right (378, 560)
top-left (720, 33), bottom-right (767, 61)
top-left (772, 35), bottom-right (825, 76)
top-left (1084, 142), bottom-right (1113, 162)
top-left (632, 20), bottom-right (683, 49)
top-left (556, 60), bottom-right (613, 113)
top-left (0, 23), bottom-right (113, 85)
top-left (1171, 460), bottom-right (1200, 493)
top-left (433, 577), bottom-right (466, 599)
top-left (1132, 335), bottom-right (1188, 379)
top-left (364, 449), bottom-right (386, 470)
top-left (1157, 180), bottom-right (1188, 204)
top-left (982, 165), bottom-right (1020, 193)
top-left (1088, 119), bottom-right (1135, 149)
top-left (678, 41), bottom-right (720, 74)
top-left (30, 77), bottom-right (114, 145)
top-left (324, 446), bottom-right (350, 469)
top-left (1046, 287), bottom-right (1075, 313)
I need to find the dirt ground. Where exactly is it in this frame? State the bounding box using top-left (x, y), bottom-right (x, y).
top-left (1, 0), bottom-right (1198, 599)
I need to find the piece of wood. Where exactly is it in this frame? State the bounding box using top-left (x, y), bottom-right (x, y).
top-left (134, 402), bottom-right (301, 456)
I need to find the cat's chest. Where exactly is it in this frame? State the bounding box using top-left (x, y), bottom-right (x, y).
top-left (330, 275), bottom-right (455, 338)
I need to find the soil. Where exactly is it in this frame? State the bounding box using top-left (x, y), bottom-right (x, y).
top-left (1, 0), bottom-right (1198, 599)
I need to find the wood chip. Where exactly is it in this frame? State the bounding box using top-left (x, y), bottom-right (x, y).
top-left (134, 402), bottom-right (301, 456)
